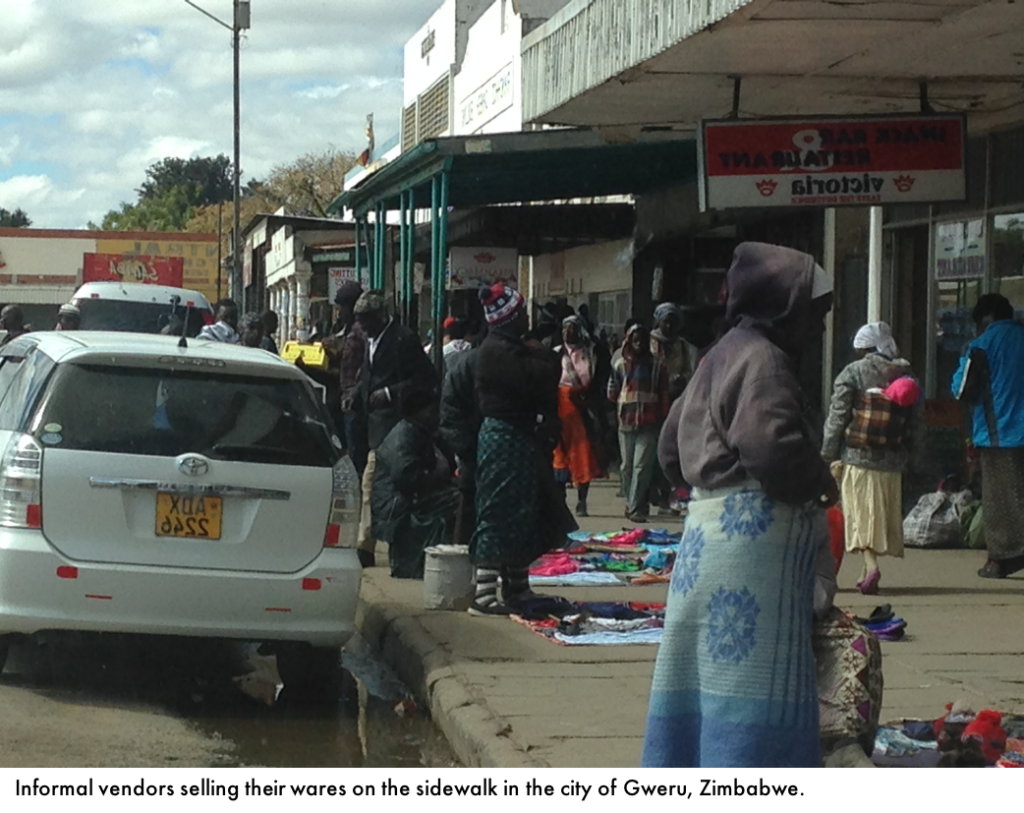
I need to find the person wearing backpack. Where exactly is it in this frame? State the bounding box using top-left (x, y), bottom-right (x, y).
top-left (952, 294), bottom-right (1024, 579)
top-left (822, 322), bottom-right (924, 595)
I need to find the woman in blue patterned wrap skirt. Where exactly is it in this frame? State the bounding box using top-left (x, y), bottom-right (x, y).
top-left (644, 242), bottom-right (840, 767)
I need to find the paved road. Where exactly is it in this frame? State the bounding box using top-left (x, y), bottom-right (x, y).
top-left (0, 633), bottom-right (455, 767)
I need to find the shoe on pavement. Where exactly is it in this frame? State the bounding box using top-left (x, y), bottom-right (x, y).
top-left (978, 555), bottom-right (1024, 579)
top-left (575, 501), bottom-right (588, 517)
top-left (357, 549), bottom-right (375, 568)
top-left (467, 601), bottom-right (513, 617)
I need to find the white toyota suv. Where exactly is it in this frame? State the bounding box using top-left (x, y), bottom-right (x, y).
top-left (72, 282), bottom-right (216, 337)
top-left (0, 332), bottom-right (360, 685)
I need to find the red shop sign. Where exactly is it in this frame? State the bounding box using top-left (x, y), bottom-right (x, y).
top-left (698, 115), bottom-right (966, 211)
top-left (82, 254), bottom-right (185, 287)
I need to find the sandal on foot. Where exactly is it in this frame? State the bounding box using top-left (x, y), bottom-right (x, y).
top-left (858, 568), bottom-right (881, 595)
top-left (467, 601), bottom-right (513, 617)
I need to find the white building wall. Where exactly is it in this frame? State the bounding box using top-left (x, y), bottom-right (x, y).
top-left (454, 1), bottom-right (521, 135)
top-left (0, 235), bottom-right (96, 281)
top-left (530, 238), bottom-right (633, 299)
top-left (404, 0), bottom-right (458, 105)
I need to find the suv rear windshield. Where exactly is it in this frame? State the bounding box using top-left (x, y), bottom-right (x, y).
top-left (76, 299), bottom-right (209, 337)
top-left (30, 364), bottom-right (339, 467)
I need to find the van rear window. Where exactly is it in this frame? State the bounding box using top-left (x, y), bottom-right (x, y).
top-left (76, 300), bottom-right (208, 337)
top-left (31, 364), bottom-right (339, 467)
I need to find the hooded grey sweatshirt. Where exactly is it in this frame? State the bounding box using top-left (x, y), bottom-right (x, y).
top-left (658, 242), bottom-right (834, 506)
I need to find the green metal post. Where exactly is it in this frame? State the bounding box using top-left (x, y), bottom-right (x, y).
top-left (403, 190), bottom-right (411, 325)
top-left (377, 203), bottom-right (386, 290)
top-left (354, 218), bottom-right (362, 286)
top-left (430, 177), bottom-right (441, 368)
top-left (398, 193), bottom-right (408, 326)
top-left (435, 171), bottom-right (450, 371)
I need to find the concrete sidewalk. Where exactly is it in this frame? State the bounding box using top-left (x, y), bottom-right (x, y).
top-left (355, 478), bottom-right (1024, 768)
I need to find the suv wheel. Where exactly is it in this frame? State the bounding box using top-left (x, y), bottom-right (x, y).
top-left (0, 635), bottom-right (10, 677)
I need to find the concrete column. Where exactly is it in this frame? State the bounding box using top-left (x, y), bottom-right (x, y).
top-left (294, 269), bottom-right (312, 342)
top-left (287, 276), bottom-right (298, 342)
top-left (868, 206), bottom-right (884, 323)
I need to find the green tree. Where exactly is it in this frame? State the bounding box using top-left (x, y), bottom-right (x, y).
top-left (0, 207), bottom-right (32, 227)
top-left (138, 155), bottom-right (234, 205)
top-left (93, 155), bottom-right (235, 232)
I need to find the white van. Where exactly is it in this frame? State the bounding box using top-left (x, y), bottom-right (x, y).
top-left (0, 331), bottom-right (360, 685)
top-left (71, 282), bottom-right (216, 337)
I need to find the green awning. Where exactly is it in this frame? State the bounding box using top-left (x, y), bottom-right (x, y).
top-left (327, 129), bottom-right (698, 217)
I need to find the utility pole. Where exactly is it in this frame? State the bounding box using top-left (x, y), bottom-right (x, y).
top-left (183, 1), bottom-right (250, 304)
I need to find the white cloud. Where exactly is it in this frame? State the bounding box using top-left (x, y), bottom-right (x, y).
top-left (0, 0), bottom-right (442, 227)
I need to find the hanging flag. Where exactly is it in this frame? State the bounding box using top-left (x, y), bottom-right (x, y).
top-left (358, 113), bottom-right (375, 167)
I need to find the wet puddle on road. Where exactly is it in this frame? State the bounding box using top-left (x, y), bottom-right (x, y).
top-left (1, 632), bottom-right (458, 768)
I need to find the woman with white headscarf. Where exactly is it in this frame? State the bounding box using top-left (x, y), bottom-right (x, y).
top-left (822, 322), bottom-right (924, 595)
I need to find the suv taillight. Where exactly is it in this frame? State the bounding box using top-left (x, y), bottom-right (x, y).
top-left (325, 455), bottom-right (359, 548)
top-left (0, 433), bottom-right (43, 529)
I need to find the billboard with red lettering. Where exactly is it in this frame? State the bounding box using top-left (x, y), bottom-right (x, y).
top-left (82, 254), bottom-right (185, 287)
top-left (699, 115), bottom-right (966, 211)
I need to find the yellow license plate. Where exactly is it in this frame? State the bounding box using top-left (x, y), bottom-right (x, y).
top-left (155, 493), bottom-right (223, 540)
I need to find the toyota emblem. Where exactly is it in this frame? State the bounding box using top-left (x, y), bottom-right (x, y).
top-left (177, 455), bottom-right (210, 477)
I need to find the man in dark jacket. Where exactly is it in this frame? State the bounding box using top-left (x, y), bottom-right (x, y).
top-left (353, 290), bottom-right (437, 566)
top-left (372, 390), bottom-right (459, 579)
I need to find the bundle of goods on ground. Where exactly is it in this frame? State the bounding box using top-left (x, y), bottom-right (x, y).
top-left (528, 529), bottom-right (681, 587)
top-left (872, 701), bottom-right (1024, 767)
top-left (509, 595), bottom-right (665, 646)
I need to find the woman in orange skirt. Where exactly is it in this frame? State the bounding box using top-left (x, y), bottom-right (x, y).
top-left (553, 315), bottom-right (605, 516)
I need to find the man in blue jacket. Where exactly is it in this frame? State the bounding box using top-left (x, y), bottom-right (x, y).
top-left (952, 294), bottom-right (1024, 578)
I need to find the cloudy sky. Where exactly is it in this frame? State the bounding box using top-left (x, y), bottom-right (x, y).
top-left (0, 0), bottom-right (438, 228)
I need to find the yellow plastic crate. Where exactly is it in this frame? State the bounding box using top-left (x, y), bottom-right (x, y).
top-left (281, 341), bottom-right (329, 370)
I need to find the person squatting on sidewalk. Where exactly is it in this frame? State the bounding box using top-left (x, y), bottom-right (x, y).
top-left (607, 323), bottom-right (671, 523)
top-left (821, 321), bottom-right (923, 595)
top-left (469, 284), bottom-right (577, 616)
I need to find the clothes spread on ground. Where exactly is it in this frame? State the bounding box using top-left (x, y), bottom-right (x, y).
top-left (642, 483), bottom-right (822, 768)
top-left (510, 598), bottom-right (665, 646)
top-left (871, 703), bottom-right (1024, 767)
top-left (528, 528), bottom-right (682, 586)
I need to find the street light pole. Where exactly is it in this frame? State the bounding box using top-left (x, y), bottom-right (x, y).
top-left (182, 1), bottom-right (249, 304)
top-left (233, 11), bottom-right (242, 306)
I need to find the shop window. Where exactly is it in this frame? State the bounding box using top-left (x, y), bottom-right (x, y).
top-left (934, 220), bottom-right (986, 394)
top-left (992, 213), bottom-right (1024, 316)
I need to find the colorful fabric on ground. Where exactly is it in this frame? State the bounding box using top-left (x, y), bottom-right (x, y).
top-left (512, 600), bottom-right (665, 646)
top-left (842, 464), bottom-right (904, 557)
top-left (528, 528), bottom-right (682, 586)
top-left (642, 483), bottom-right (822, 767)
top-left (813, 607), bottom-right (883, 753)
top-left (552, 386), bottom-right (605, 485)
top-left (472, 417), bottom-right (572, 567)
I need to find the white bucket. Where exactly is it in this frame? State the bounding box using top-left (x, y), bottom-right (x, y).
top-left (423, 545), bottom-right (474, 611)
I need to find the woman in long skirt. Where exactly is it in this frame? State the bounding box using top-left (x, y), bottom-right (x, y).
top-left (553, 315), bottom-right (605, 516)
top-left (822, 322), bottom-right (923, 594)
top-left (643, 242), bottom-right (838, 767)
top-left (469, 284), bottom-right (576, 615)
